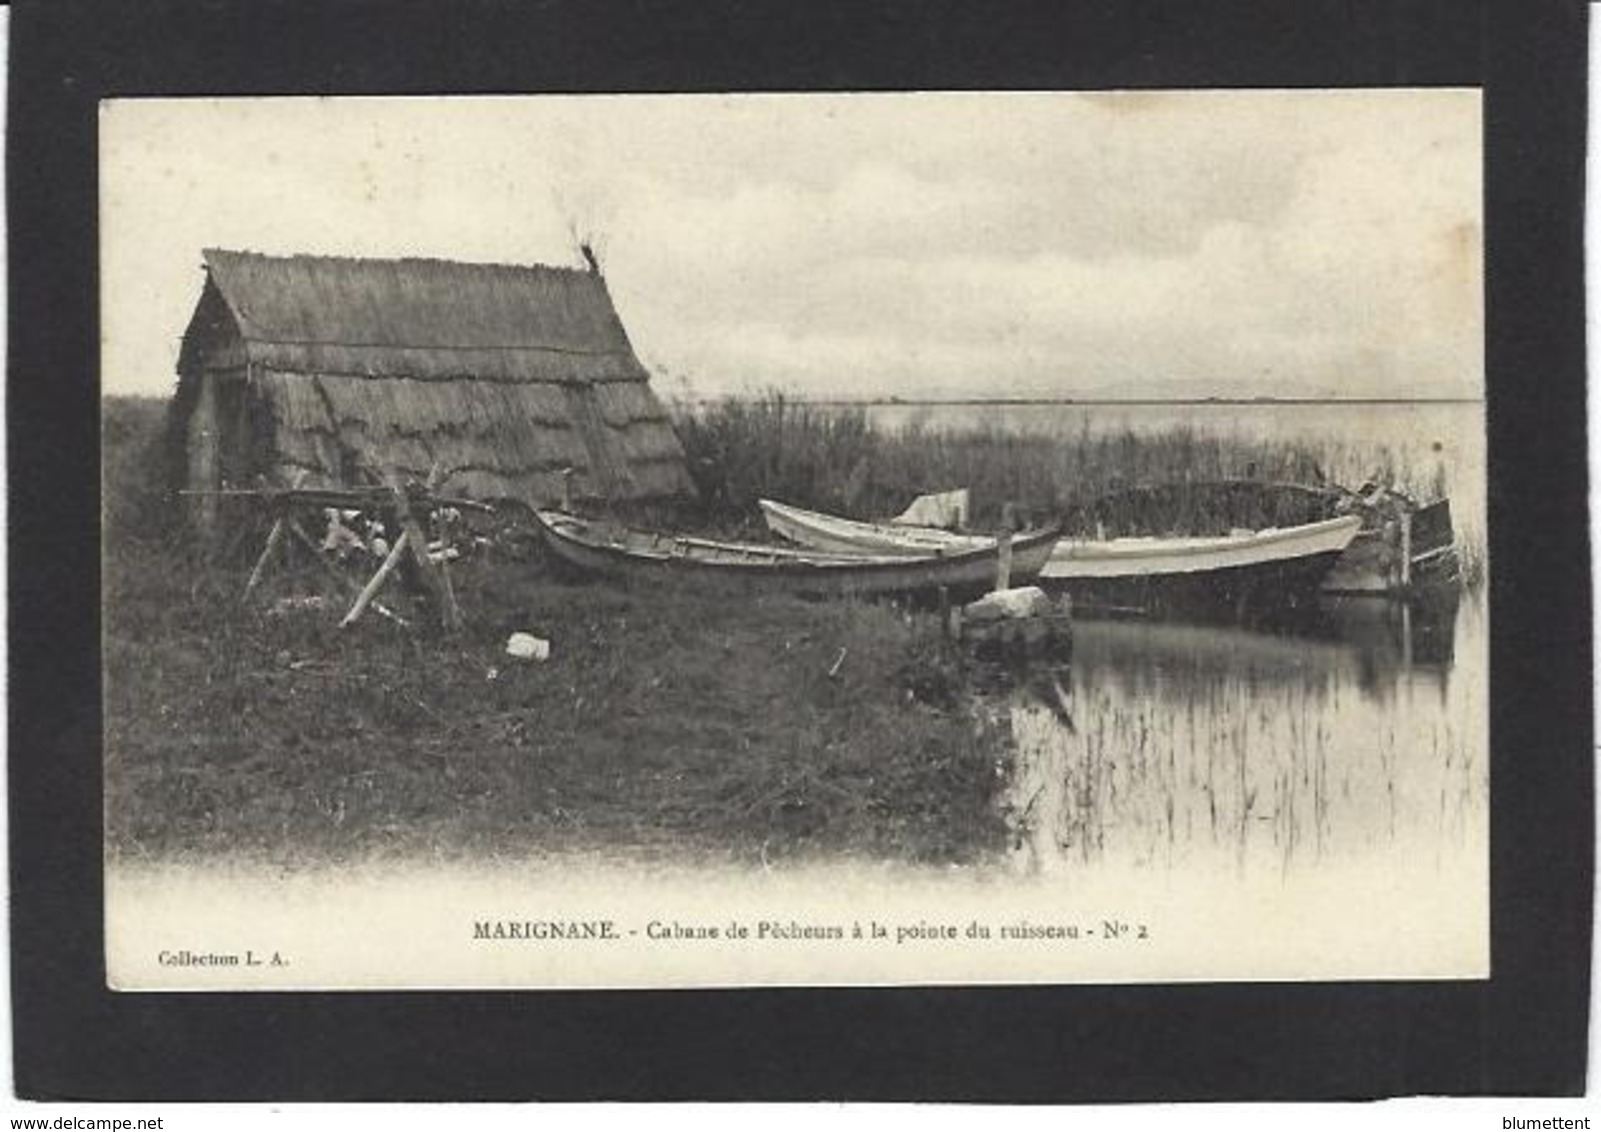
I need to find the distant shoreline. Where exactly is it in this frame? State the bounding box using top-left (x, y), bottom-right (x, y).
top-left (683, 397), bottom-right (1486, 408)
top-left (102, 391), bottom-right (1484, 407)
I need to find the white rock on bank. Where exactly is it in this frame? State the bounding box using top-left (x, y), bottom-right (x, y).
top-left (962, 586), bottom-right (1052, 623)
top-left (505, 632), bottom-right (552, 662)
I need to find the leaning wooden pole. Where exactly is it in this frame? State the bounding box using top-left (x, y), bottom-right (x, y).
top-left (242, 516), bottom-right (286, 601)
top-left (340, 532), bottom-right (410, 628)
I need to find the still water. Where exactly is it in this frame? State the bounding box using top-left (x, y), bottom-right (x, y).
top-left (1004, 596), bottom-right (1486, 880)
top-left (868, 401), bottom-right (1488, 882)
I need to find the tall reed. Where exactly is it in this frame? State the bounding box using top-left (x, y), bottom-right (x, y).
top-left (676, 394), bottom-right (1357, 531)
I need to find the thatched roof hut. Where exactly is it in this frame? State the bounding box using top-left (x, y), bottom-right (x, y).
top-left (171, 247), bottom-right (693, 534)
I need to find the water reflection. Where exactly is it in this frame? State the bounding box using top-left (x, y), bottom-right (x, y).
top-left (1004, 594), bottom-right (1487, 880)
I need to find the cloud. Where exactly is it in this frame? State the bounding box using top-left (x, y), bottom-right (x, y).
top-left (101, 92), bottom-right (1481, 402)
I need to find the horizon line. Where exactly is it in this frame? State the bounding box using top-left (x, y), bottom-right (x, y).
top-left (682, 395), bottom-right (1487, 406)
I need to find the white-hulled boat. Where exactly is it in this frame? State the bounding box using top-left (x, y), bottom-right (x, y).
top-left (535, 510), bottom-right (1062, 601)
top-left (1087, 479), bottom-right (1459, 597)
top-left (757, 498), bottom-right (1361, 614)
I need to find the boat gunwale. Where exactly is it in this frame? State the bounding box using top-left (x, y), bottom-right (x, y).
top-left (1055, 514), bottom-right (1361, 561)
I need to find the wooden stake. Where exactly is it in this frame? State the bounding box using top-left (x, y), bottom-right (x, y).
top-left (995, 502), bottom-right (1016, 591)
top-left (1398, 509), bottom-right (1413, 590)
top-left (422, 462), bottom-right (463, 628)
top-left (242, 517), bottom-right (286, 601)
top-left (387, 471), bottom-right (462, 634)
top-left (340, 531), bottom-right (410, 628)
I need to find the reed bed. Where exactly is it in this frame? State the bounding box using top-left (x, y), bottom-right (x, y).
top-left (674, 394), bottom-right (1445, 532)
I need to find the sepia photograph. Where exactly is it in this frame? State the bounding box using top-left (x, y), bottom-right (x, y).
top-left (99, 91), bottom-right (1488, 990)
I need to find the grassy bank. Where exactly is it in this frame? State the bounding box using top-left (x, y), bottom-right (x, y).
top-left (105, 549), bottom-right (1003, 867)
top-left (102, 397), bottom-right (1007, 868)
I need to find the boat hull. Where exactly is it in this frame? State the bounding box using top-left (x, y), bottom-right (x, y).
top-left (1049, 546), bottom-right (1351, 619)
top-left (758, 498), bottom-right (1360, 614)
top-left (1083, 480), bottom-right (1458, 598)
top-left (535, 510), bottom-right (1060, 601)
top-left (1040, 515), bottom-right (1362, 581)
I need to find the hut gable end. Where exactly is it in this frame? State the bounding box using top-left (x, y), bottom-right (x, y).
top-left (172, 248), bottom-right (694, 520)
top-left (178, 275), bottom-right (247, 375)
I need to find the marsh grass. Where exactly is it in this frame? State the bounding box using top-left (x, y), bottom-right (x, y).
top-left (102, 396), bottom-right (179, 543)
top-left (674, 394), bottom-right (1449, 532)
top-left (1010, 672), bottom-right (1481, 876)
top-left (1002, 608), bottom-right (1487, 877)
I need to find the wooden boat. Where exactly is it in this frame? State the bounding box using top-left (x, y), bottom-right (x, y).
top-left (1085, 480), bottom-right (1458, 597)
top-left (533, 510), bottom-right (1062, 600)
top-left (758, 498), bottom-right (1361, 615)
top-left (761, 498), bottom-right (995, 557)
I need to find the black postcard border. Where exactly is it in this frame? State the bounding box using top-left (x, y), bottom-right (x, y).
top-left (8, 0), bottom-right (1592, 1102)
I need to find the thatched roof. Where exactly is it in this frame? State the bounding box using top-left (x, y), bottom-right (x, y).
top-left (180, 248), bottom-right (694, 506)
top-left (200, 249), bottom-right (650, 384)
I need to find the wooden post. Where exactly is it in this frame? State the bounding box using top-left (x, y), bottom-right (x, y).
top-left (340, 532), bottom-right (410, 628)
top-left (995, 502), bottom-right (1016, 591)
top-left (1398, 509), bottom-right (1413, 590)
top-left (938, 585), bottom-right (952, 641)
top-left (560, 467), bottom-right (576, 512)
top-left (242, 516), bottom-right (286, 601)
top-left (387, 473), bottom-right (462, 634)
top-left (423, 461), bottom-right (464, 625)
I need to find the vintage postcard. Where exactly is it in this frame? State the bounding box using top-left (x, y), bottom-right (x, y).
top-left (100, 91), bottom-right (1486, 990)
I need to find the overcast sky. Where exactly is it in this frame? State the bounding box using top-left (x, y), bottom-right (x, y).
top-left (101, 91), bottom-right (1481, 402)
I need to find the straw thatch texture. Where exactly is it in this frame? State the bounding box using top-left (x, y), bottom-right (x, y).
top-left (174, 249), bottom-right (694, 509)
top-left (203, 249), bottom-right (646, 383)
